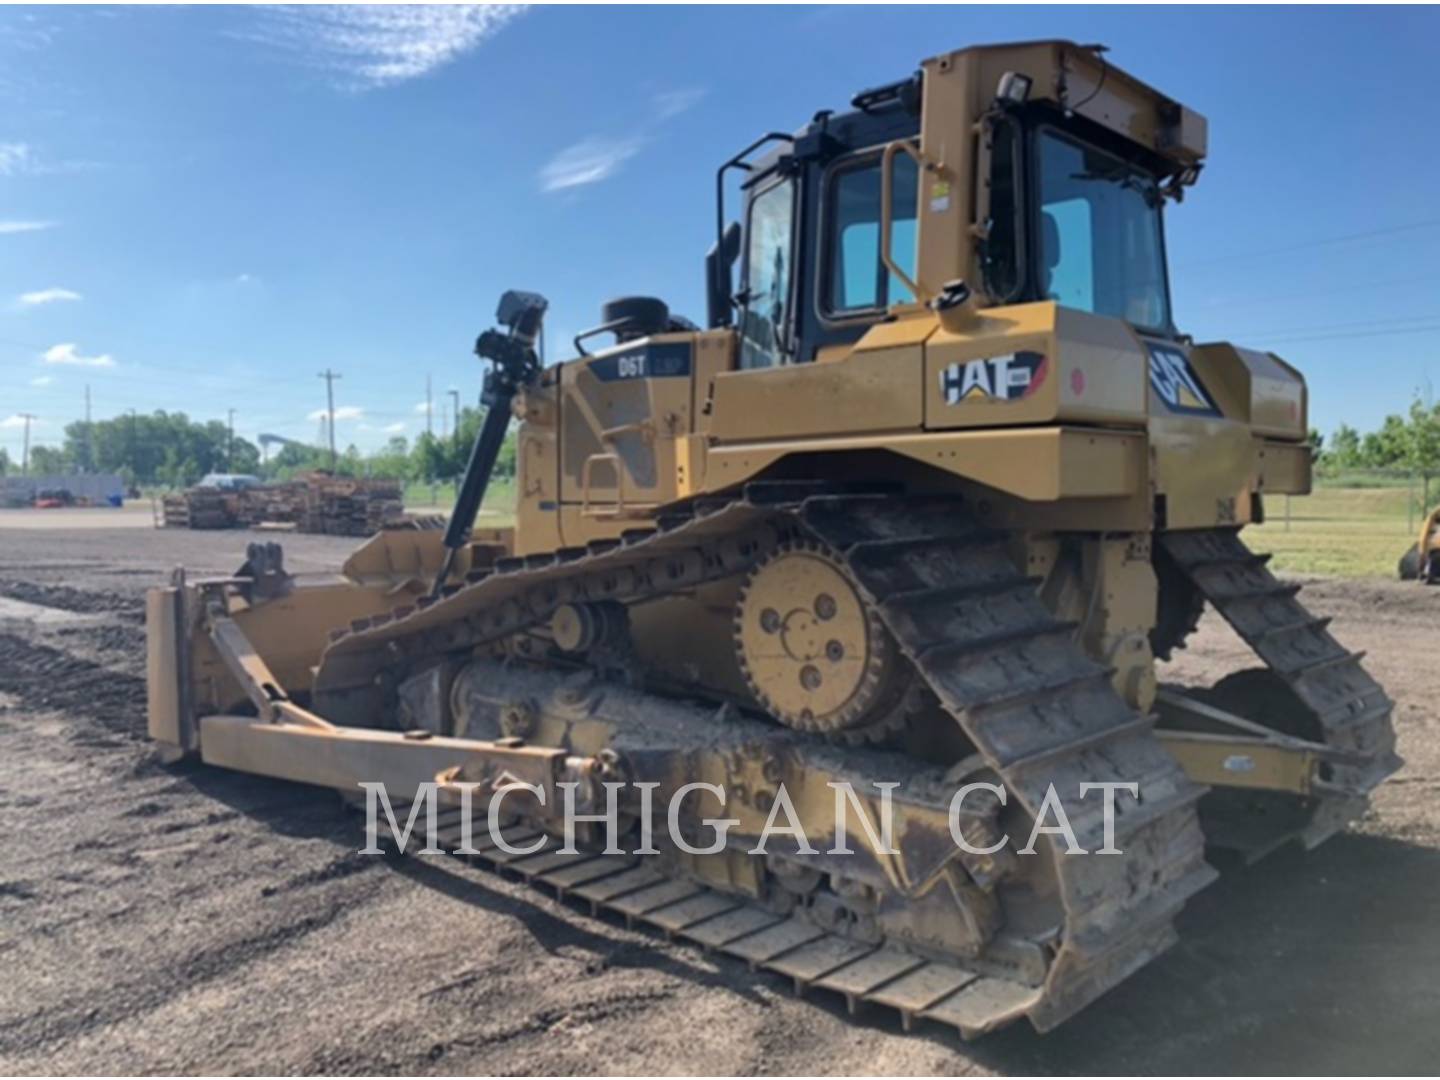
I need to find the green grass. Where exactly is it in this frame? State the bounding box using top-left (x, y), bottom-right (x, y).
top-left (1251, 484), bottom-right (1424, 578)
top-left (403, 476), bottom-right (516, 526)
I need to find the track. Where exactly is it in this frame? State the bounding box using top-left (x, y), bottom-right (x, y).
top-left (1160, 529), bottom-right (1402, 852)
top-left (396, 803), bottom-right (1040, 1039)
top-left (315, 485), bottom-right (1215, 1035)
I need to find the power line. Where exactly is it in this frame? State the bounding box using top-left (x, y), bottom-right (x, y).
top-left (1248, 323), bottom-right (1440, 346)
top-left (1182, 273), bottom-right (1429, 313)
top-left (1176, 217), bottom-right (1440, 271)
top-left (1222, 312), bottom-right (1440, 340)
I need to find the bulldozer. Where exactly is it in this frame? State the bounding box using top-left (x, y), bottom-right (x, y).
top-left (146, 40), bottom-right (1400, 1038)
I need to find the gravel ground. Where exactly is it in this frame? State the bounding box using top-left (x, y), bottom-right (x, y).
top-left (0, 521), bottom-right (1437, 1075)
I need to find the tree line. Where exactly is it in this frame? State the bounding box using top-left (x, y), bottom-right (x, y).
top-left (1315, 396), bottom-right (1440, 475)
top-left (8, 395), bottom-right (1433, 489)
top-left (0, 406), bottom-right (513, 489)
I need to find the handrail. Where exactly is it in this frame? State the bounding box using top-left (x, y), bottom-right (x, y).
top-left (580, 452), bottom-right (622, 517)
top-left (880, 140), bottom-right (927, 304)
top-left (713, 132), bottom-right (795, 325)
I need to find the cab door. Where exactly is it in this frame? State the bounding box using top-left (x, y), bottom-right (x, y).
top-left (737, 173), bottom-right (799, 370)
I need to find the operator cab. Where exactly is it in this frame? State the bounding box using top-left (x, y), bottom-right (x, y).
top-left (715, 52), bottom-right (1191, 367)
top-left (711, 77), bottom-right (923, 370)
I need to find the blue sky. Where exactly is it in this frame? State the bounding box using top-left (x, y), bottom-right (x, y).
top-left (2, 4), bottom-right (1437, 459)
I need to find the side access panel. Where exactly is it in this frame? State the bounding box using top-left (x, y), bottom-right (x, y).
top-left (708, 318), bottom-right (930, 441)
top-left (556, 333), bottom-right (698, 545)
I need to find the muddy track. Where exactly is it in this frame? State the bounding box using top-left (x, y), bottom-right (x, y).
top-left (0, 580), bottom-right (142, 619)
top-left (0, 524), bottom-right (1438, 1074)
top-left (0, 632), bottom-right (147, 736)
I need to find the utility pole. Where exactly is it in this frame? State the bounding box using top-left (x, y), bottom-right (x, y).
top-left (83, 384), bottom-right (92, 473)
top-left (448, 388), bottom-right (461, 453)
top-left (18, 413), bottom-right (36, 476)
top-left (227, 408), bottom-right (235, 471)
top-left (317, 369), bottom-right (341, 471)
top-left (127, 408), bottom-right (137, 477)
top-left (426, 374), bottom-right (433, 438)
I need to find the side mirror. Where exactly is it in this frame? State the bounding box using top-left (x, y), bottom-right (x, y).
top-left (705, 221), bottom-right (742, 329)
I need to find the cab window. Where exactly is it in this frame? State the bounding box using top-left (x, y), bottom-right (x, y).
top-left (739, 177), bottom-right (796, 369)
top-left (824, 151), bottom-right (919, 314)
top-left (1036, 128), bottom-right (1171, 332)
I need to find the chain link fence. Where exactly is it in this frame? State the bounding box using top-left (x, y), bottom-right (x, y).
top-left (1257, 466), bottom-right (1433, 577)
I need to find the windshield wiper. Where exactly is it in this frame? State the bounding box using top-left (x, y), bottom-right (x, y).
top-left (1069, 169), bottom-right (1162, 208)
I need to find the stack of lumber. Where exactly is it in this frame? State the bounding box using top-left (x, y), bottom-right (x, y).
top-left (160, 493), bottom-right (190, 528)
top-left (160, 474), bottom-right (408, 535)
top-left (239, 481), bottom-right (307, 527)
top-left (163, 488), bottom-right (233, 529)
top-left (305, 476), bottom-right (405, 535)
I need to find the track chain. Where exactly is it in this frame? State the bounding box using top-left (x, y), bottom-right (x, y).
top-left (381, 803), bottom-right (1042, 1039)
top-left (799, 495), bottom-right (1213, 1030)
top-left (317, 484), bottom-right (1215, 1034)
top-left (1159, 528), bottom-right (1402, 847)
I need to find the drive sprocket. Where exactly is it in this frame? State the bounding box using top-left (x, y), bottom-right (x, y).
top-left (733, 539), bottom-right (910, 742)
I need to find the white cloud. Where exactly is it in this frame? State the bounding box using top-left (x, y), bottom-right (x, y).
top-left (654, 87), bottom-right (705, 120)
top-left (308, 405), bottom-right (364, 422)
top-left (44, 343), bottom-right (114, 368)
top-left (359, 419), bottom-right (408, 434)
top-left (235, 272), bottom-right (254, 284)
top-left (0, 220), bottom-right (55, 235)
top-left (0, 141), bottom-right (98, 177)
top-left (18, 287), bottom-right (81, 307)
top-left (1, 414), bottom-right (39, 429)
top-left (250, 5), bottom-right (528, 90)
top-left (0, 142), bottom-right (34, 176)
top-left (536, 88), bottom-right (699, 195)
top-left (29, 375), bottom-right (52, 387)
top-left (413, 401), bottom-right (430, 414)
top-left (540, 135), bottom-right (645, 192)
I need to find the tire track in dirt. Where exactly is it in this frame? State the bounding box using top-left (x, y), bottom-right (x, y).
top-left (0, 632), bottom-right (146, 737)
top-left (0, 903), bottom-right (357, 1056)
top-left (0, 580), bottom-right (142, 619)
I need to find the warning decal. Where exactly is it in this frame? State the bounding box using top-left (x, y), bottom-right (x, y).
top-left (1148, 343), bottom-right (1221, 417)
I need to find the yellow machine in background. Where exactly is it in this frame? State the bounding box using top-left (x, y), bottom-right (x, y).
top-left (1400, 505), bottom-right (1440, 582)
top-left (146, 40), bottom-right (1400, 1038)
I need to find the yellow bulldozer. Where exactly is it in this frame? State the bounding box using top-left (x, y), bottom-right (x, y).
top-left (146, 40), bottom-right (1400, 1038)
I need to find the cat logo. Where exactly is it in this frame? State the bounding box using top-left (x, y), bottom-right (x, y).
top-left (1148, 344), bottom-right (1221, 417)
top-left (939, 350), bottom-right (1048, 405)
